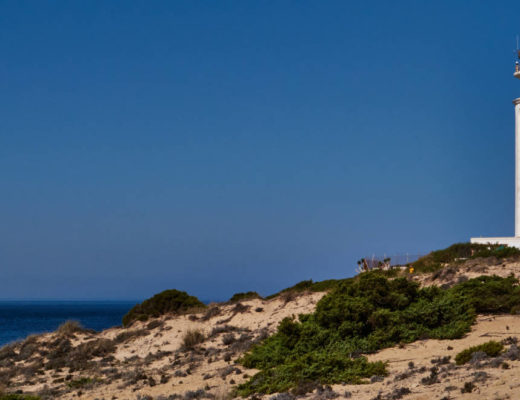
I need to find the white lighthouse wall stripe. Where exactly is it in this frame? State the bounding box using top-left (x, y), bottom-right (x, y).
top-left (515, 99), bottom-right (520, 237)
top-left (470, 68), bottom-right (520, 248)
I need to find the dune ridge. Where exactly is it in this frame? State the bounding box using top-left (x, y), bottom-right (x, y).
top-left (2, 247), bottom-right (520, 400)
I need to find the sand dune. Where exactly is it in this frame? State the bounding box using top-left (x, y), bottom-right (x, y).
top-left (2, 257), bottom-right (520, 399)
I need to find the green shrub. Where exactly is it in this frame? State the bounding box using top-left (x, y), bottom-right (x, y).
top-left (122, 289), bottom-right (206, 326)
top-left (265, 278), bottom-right (354, 299)
top-left (237, 272), bottom-right (520, 396)
top-left (451, 275), bottom-right (520, 314)
top-left (455, 341), bottom-right (504, 365)
top-left (0, 395), bottom-right (40, 400)
top-left (229, 291), bottom-right (262, 302)
top-left (238, 353), bottom-right (386, 394)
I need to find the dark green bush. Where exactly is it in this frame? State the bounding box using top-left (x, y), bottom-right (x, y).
top-left (0, 395), bottom-right (40, 400)
top-left (265, 278), bottom-right (354, 299)
top-left (122, 289), bottom-right (205, 326)
top-left (451, 275), bottom-right (520, 314)
top-left (229, 291), bottom-right (262, 302)
top-left (237, 272), bottom-right (520, 396)
top-left (267, 270), bottom-right (402, 300)
top-left (455, 341), bottom-right (504, 365)
top-left (238, 354), bottom-right (386, 394)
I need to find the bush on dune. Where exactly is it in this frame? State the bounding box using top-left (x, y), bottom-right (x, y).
top-left (265, 279), bottom-right (351, 300)
top-left (451, 275), bottom-right (520, 314)
top-left (455, 341), bottom-right (504, 365)
top-left (229, 291), bottom-right (262, 302)
top-left (265, 270), bottom-right (400, 300)
top-left (237, 272), bottom-right (520, 395)
top-left (122, 289), bottom-right (206, 327)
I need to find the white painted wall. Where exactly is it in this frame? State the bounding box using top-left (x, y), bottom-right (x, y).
top-left (513, 98), bottom-right (520, 237)
top-left (470, 76), bottom-right (520, 244)
top-left (471, 237), bottom-right (520, 249)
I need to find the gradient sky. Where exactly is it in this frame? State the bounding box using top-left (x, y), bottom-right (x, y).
top-left (2, 1), bottom-right (520, 301)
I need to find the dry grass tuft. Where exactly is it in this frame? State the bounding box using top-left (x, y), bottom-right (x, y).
top-left (56, 320), bottom-right (86, 336)
top-left (182, 329), bottom-right (205, 350)
top-left (114, 329), bottom-right (148, 344)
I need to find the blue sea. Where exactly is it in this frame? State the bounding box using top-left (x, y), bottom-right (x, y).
top-left (0, 301), bottom-right (137, 347)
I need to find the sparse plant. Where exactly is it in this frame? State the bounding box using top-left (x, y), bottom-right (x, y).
top-left (461, 381), bottom-right (475, 393)
top-left (56, 320), bottom-right (87, 336)
top-left (114, 329), bottom-right (148, 343)
top-left (182, 330), bottom-right (205, 350)
top-left (270, 393), bottom-right (294, 400)
top-left (420, 367), bottom-right (439, 385)
top-left (67, 377), bottom-right (94, 389)
top-left (146, 320), bottom-right (164, 330)
top-left (431, 356), bottom-right (451, 365)
top-left (388, 387), bottom-right (411, 399)
top-left (210, 325), bottom-right (237, 337)
top-left (183, 389), bottom-right (208, 400)
top-left (290, 381), bottom-right (321, 396)
top-left (502, 336), bottom-right (518, 345)
top-left (201, 306), bottom-right (221, 321)
top-left (222, 333), bottom-right (236, 346)
top-left (232, 303), bottom-right (250, 314)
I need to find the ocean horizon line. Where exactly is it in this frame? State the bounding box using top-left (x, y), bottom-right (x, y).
top-left (0, 298), bottom-right (223, 304)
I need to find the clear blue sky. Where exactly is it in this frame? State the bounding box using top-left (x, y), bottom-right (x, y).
top-left (1, 1), bottom-right (519, 300)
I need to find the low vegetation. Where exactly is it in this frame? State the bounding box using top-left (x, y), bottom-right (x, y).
top-left (412, 243), bottom-right (520, 273)
top-left (3, 242), bottom-right (520, 399)
top-left (56, 320), bottom-right (88, 336)
top-left (45, 337), bottom-right (116, 371)
top-left (266, 271), bottom-right (400, 300)
top-left (182, 329), bottom-right (206, 350)
top-left (122, 289), bottom-right (206, 326)
top-left (229, 292), bottom-right (262, 302)
top-left (67, 377), bottom-right (94, 389)
top-left (455, 341), bottom-right (504, 365)
top-left (265, 279), bottom-right (349, 300)
top-left (237, 272), bottom-right (520, 395)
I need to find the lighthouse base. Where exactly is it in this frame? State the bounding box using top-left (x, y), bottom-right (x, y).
top-left (470, 237), bottom-right (520, 249)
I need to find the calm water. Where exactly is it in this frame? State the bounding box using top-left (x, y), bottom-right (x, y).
top-left (0, 301), bottom-right (137, 347)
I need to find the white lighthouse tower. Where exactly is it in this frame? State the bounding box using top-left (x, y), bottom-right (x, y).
top-left (471, 54), bottom-right (520, 248)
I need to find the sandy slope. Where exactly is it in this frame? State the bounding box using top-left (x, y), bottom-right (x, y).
top-left (412, 256), bottom-right (520, 288)
top-left (1, 293), bottom-right (324, 400)
top-left (3, 258), bottom-right (520, 400)
top-left (339, 314), bottom-right (520, 400)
